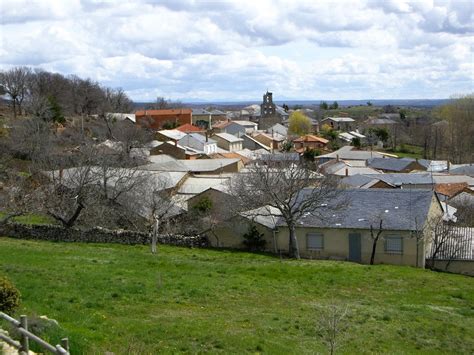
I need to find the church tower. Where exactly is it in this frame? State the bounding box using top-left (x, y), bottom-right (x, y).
top-left (259, 91), bottom-right (281, 130)
top-left (261, 91), bottom-right (276, 117)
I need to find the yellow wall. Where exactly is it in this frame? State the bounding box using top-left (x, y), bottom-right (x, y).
top-left (276, 227), bottom-right (423, 267)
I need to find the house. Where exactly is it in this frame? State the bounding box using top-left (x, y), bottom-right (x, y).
top-left (338, 131), bottom-right (366, 144)
top-left (267, 123), bottom-right (288, 137)
top-left (212, 132), bottom-right (244, 152)
top-left (106, 112), bottom-right (136, 123)
top-left (150, 141), bottom-right (201, 160)
top-left (321, 117), bottom-right (355, 131)
top-left (293, 135), bottom-right (329, 152)
top-left (178, 133), bottom-right (218, 155)
top-left (367, 157), bottom-right (427, 173)
top-left (341, 172), bottom-right (474, 190)
top-left (212, 121), bottom-right (245, 137)
top-left (212, 189), bottom-right (442, 267)
top-left (318, 160), bottom-right (381, 177)
top-left (241, 134), bottom-right (271, 151)
top-left (231, 120), bottom-right (259, 134)
top-left (273, 189), bottom-right (442, 267)
top-left (208, 152), bottom-right (251, 165)
top-left (191, 108), bottom-right (212, 128)
top-left (253, 132), bottom-right (286, 151)
top-left (175, 123), bottom-right (204, 134)
top-left (135, 109), bottom-right (192, 130)
top-left (449, 165), bottom-right (474, 177)
top-left (316, 146), bottom-right (389, 165)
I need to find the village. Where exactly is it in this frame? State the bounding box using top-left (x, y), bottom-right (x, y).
top-left (0, 0), bottom-right (473, 351)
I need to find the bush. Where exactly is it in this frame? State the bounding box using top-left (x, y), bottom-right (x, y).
top-left (242, 225), bottom-right (266, 252)
top-left (0, 276), bottom-right (21, 314)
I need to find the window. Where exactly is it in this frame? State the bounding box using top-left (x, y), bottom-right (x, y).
top-left (307, 233), bottom-right (324, 250)
top-left (384, 236), bottom-right (403, 254)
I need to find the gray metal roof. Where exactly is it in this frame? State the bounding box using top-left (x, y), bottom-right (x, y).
top-left (342, 173), bottom-right (435, 187)
top-left (214, 132), bottom-right (244, 143)
top-left (278, 188), bottom-right (436, 231)
top-left (318, 146), bottom-right (386, 160)
top-left (181, 158), bottom-right (241, 172)
top-left (188, 133), bottom-right (217, 144)
top-left (192, 108), bottom-right (211, 115)
top-left (450, 165), bottom-right (474, 176)
top-left (367, 157), bottom-right (415, 172)
top-left (323, 117), bottom-right (355, 122)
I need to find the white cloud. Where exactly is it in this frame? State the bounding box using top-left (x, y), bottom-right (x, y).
top-left (0, 0), bottom-right (472, 100)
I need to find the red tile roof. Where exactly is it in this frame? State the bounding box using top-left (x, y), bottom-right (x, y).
top-left (293, 135), bottom-right (329, 144)
top-left (176, 123), bottom-right (204, 133)
top-left (135, 109), bottom-right (192, 116)
top-left (435, 182), bottom-right (469, 197)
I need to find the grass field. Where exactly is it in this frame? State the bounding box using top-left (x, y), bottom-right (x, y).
top-left (0, 238), bottom-right (473, 354)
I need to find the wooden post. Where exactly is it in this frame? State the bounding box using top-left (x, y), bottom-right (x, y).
top-left (61, 338), bottom-right (70, 353)
top-left (20, 315), bottom-right (29, 354)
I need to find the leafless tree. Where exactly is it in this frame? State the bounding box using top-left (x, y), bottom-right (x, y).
top-left (126, 174), bottom-right (180, 253)
top-left (7, 118), bottom-right (53, 160)
top-left (369, 219), bottom-right (384, 265)
top-left (0, 66), bottom-right (32, 118)
top-left (316, 304), bottom-right (350, 355)
top-left (111, 120), bottom-right (153, 155)
top-left (427, 218), bottom-right (472, 271)
top-left (150, 97), bottom-right (184, 110)
top-left (229, 157), bottom-right (343, 259)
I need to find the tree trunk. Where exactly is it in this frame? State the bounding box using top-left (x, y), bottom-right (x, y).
top-left (370, 238), bottom-right (378, 265)
top-left (12, 98), bottom-right (17, 119)
top-left (151, 217), bottom-right (159, 254)
top-left (288, 224), bottom-right (300, 259)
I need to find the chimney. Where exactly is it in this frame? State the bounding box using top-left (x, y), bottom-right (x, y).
top-left (174, 139), bottom-right (177, 147)
top-left (205, 131), bottom-right (209, 142)
top-left (59, 168), bottom-right (63, 182)
top-left (447, 160), bottom-right (450, 172)
top-left (336, 154), bottom-right (339, 162)
top-left (345, 168), bottom-right (349, 177)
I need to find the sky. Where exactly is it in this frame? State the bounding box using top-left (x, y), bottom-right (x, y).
top-left (1, 0), bottom-right (473, 102)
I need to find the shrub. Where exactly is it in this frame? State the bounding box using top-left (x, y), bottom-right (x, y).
top-left (242, 225), bottom-right (266, 251)
top-left (0, 276), bottom-right (21, 314)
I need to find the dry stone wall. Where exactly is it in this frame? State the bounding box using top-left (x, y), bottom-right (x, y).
top-left (0, 223), bottom-right (209, 248)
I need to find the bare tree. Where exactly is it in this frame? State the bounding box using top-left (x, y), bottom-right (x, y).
top-left (229, 156), bottom-right (343, 259)
top-left (427, 218), bottom-right (472, 271)
top-left (369, 219), bottom-right (384, 265)
top-left (0, 66), bottom-right (32, 118)
top-left (316, 304), bottom-right (350, 355)
top-left (127, 174), bottom-right (180, 253)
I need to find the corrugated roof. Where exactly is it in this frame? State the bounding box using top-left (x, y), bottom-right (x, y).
top-left (178, 176), bottom-right (230, 194)
top-left (157, 129), bottom-right (187, 141)
top-left (323, 117), bottom-right (355, 122)
top-left (181, 158), bottom-right (241, 172)
top-left (213, 132), bottom-right (244, 143)
top-left (318, 146), bottom-right (386, 160)
top-left (368, 157), bottom-right (415, 172)
top-left (185, 133), bottom-right (217, 145)
top-left (192, 108), bottom-right (211, 115)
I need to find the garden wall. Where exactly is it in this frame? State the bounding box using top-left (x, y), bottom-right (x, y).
top-left (0, 223), bottom-right (209, 248)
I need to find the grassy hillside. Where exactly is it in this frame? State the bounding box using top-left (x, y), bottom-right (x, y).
top-left (0, 238), bottom-right (473, 354)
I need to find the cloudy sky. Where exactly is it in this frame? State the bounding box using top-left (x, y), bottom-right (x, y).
top-left (1, 0), bottom-right (473, 102)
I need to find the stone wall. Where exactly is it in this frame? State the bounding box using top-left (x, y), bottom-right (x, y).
top-left (0, 223), bottom-right (209, 248)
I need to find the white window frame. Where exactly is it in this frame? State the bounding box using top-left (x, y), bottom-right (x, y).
top-left (384, 235), bottom-right (403, 254)
top-left (307, 233), bottom-right (324, 251)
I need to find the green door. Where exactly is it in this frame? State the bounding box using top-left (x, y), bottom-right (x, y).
top-left (348, 233), bottom-right (361, 262)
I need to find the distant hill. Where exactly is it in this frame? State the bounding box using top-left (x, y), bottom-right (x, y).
top-left (134, 99), bottom-right (451, 109)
